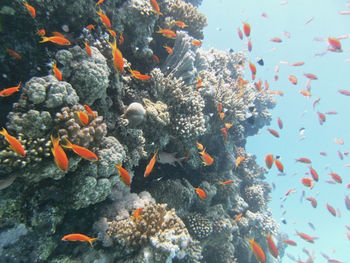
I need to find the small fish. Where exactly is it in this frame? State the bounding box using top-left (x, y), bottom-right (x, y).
top-left (306, 197), bottom-right (317, 208)
top-left (291, 61), bottom-right (304, 66)
top-left (235, 156), bottom-right (245, 169)
top-left (0, 82), bottom-right (21, 97)
top-left (75, 111), bottom-right (89, 126)
top-left (283, 239), bottom-right (297, 246)
top-left (288, 75), bottom-right (297, 85)
top-left (234, 213), bottom-right (243, 222)
top-left (96, 8), bottom-right (111, 28)
top-left (242, 22), bottom-right (251, 37)
top-left (345, 195), bottom-right (350, 210)
top-left (296, 231), bottom-right (315, 243)
top-left (219, 180), bottom-right (234, 185)
top-left (312, 97), bottom-right (320, 109)
top-left (130, 70), bottom-right (151, 80)
top-left (308, 166), bottom-right (318, 182)
top-left (333, 137), bottom-right (344, 145)
top-left (192, 40), bottom-right (202, 47)
top-left (304, 73), bottom-right (318, 80)
top-left (40, 36), bottom-right (71, 45)
top-left (0, 128), bottom-right (25, 157)
top-left (133, 208), bottom-right (143, 221)
top-left (327, 37), bottom-right (342, 51)
top-left (84, 41), bottom-right (92, 57)
top-left (220, 127), bottom-right (228, 143)
top-left (219, 112), bottom-right (225, 119)
top-left (84, 105), bottom-right (96, 118)
top-left (301, 177), bottom-right (314, 189)
top-left (163, 45), bottom-right (173, 54)
top-left (199, 149), bottom-right (214, 166)
top-left (246, 238), bottom-right (266, 263)
top-left (62, 138), bottom-right (98, 161)
top-left (266, 235), bottom-right (278, 258)
top-left (265, 154), bottom-right (274, 169)
top-left (144, 151), bottom-right (158, 177)
top-left (52, 62), bottom-right (62, 81)
top-left (270, 37), bottom-right (282, 43)
top-left (248, 61), bottom-right (256, 80)
top-left (51, 135), bottom-right (68, 171)
top-left (300, 90), bottom-right (311, 97)
top-left (328, 172), bottom-right (342, 183)
top-left (152, 54), bottom-right (160, 63)
top-left (296, 158), bottom-right (311, 164)
top-left (108, 29), bottom-right (117, 37)
top-left (6, 48), bottom-right (22, 59)
top-left (283, 31), bottom-right (291, 38)
top-left (23, 1), bottom-right (36, 19)
top-left (149, 0), bottom-right (162, 15)
top-left (304, 16), bottom-right (314, 25)
top-left (277, 117), bottom-right (283, 129)
top-left (308, 222), bottom-right (315, 230)
top-left (317, 112), bottom-right (326, 125)
top-left (174, 20), bottom-right (188, 28)
top-left (119, 32), bottom-right (124, 45)
top-left (247, 38), bottom-right (252, 52)
top-left (36, 29), bottom-right (46, 37)
top-left (196, 141), bottom-right (204, 151)
top-left (108, 38), bottom-right (124, 73)
top-left (338, 89), bottom-right (350, 96)
top-left (195, 187), bottom-right (206, 199)
top-left (62, 233), bottom-right (97, 246)
top-left (156, 27), bottom-right (177, 39)
top-left (85, 24), bottom-right (95, 30)
top-left (195, 77), bottom-right (202, 89)
top-left (237, 28), bottom-right (243, 40)
top-left (325, 111), bottom-right (337, 115)
top-left (257, 57), bottom-right (264, 66)
top-left (326, 203), bottom-right (336, 217)
top-left (274, 159), bottom-right (284, 172)
top-left (267, 128), bottom-right (279, 138)
top-left (95, 0), bottom-right (105, 6)
top-left (115, 163), bottom-right (131, 186)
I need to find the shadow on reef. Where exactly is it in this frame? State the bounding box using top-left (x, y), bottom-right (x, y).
top-left (0, 0), bottom-right (284, 262)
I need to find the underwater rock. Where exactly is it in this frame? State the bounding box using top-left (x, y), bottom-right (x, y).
top-left (121, 102), bottom-right (146, 127)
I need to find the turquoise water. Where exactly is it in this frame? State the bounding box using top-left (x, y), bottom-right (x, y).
top-left (200, 0), bottom-right (350, 262)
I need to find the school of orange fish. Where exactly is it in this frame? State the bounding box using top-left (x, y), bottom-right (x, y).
top-left (1, 0), bottom-right (350, 262)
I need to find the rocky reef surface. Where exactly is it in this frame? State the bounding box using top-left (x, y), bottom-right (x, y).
top-left (0, 0), bottom-right (283, 262)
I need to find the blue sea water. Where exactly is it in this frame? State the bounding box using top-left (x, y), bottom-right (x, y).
top-left (199, 0), bottom-right (350, 262)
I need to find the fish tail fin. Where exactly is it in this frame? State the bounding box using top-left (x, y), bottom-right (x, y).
top-left (39, 36), bottom-right (49, 43)
top-left (50, 134), bottom-right (60, 147)
top-left (62, 138), bottom-right (73, 149)
top-left (17, 82), bottom-right (21, 91)
top-left (0, 127), bottom-right (8, 137)
top-left (88, 238), bottom-right (98, 246)
top-left (107, 38), bottom-right (117, 50)
top-left (115, 163), bottom-right (121, 168)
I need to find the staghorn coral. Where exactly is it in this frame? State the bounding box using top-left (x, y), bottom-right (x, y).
top-left (55, 46), bottom-right (110, 105)
top-left (55, 104), bottom-right (107, 148)
top-left (165, 0), bottom-right (207, 39)
top-left (105, 202), bottom-right (202, 262)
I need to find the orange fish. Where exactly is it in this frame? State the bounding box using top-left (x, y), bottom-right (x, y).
top-left (243, 22), bottom-right (251, 37)
top-left (234, 213), bottom-right (243, 222)
top-left (84, 104), bottom-right (96, 118)
top-left (301, 177), bottom-right (314, 189)
top-left (96, 8), bottom-right (111, 28)
top-left (237, 28), bottom-right (243, 40)
top-left (248, 61), bottom-right (256, 79)
top-left (247, 38), bottom-right (252, 52)
top-left (334, 137), bottom-right (344, 145)
top-left (195, 77), bottom-right (202, 89)
top-left (40, 36), bottom-right (71, 45)
top-left (119, 32), bottom-right (124, 45)
top-left (270, 37), bottom-right (282, 43)
top-left (85, 24), bottom-right (95, 30)
top-left (220, 127), bottom-right (228, 143)
top-left (217, 103), bottom-right (223, 113)
top-left (156, 28), bottom-right (177, 39)
top-left (95, 0), bottom-right (106, 6)
top-left (192, 40), bottom-right (202, 47)
top-left (308, 166), bottom-right (319, 182)
top-left (306, 197), bottom-right (317, 208)
top-left (247, 238), bottom-right (266, 263)
top-left (265, 154), bottom-right (274, 169)
top-left (274, 159), bottom-right (284, 173)
top-left (144, 151), bottom-right (158, 177)
top-left (288, 75), bottom-right (297, 85)
top-left (277, 117), bottom-right (283, 129)
top-left (283, 239), bottom-right (297, 246)
top-left (219, 180), bottom-right (234, 185)
top-left (300, 90), bottom-right (311, 97)
top-left (51, 135), bottom-right (68, 171)
top-left (267, 128), bottom-right (279, 138)
top-left (36, 29), bottom-right (46, 37)
top-left (6, 48), bottom-right (22, 59)
top-left (317, 111), bottom-right (326, 125)
top-left (76, 111), bottom-right (89, 126)
top-left (329, 172), bottom-right (342, 184)
top-left (62, 233), bottom-right (97, 246)
top-left (326, 203), bottom-right (336, 216)
top-left (295, 157), bottom-right (311, 163)
top-left (152, 54), bottom-right (160, 63)
top-left (115, 163), bottom-right (131, 186)
top-left (130, 70), bottom-right (151, 80)
top-left (52, 32), bottom-right (66, 38)
top-left (163, 45), bottom-right (173, 54)
top-left (0, 82), bottom-right (21, 97)
top-left (0, 128), bottom-right (26, 157)
top-left (23, 1), bottom-right (36, 19)
top-left (235, 156), bottom-right (245, 169)
top-left (225, 123), bottom-right (232, 129)
top-left (194, 187), bottom-right (206, 199)
top-left (196, 141), bottom-right (204, 151)
top-left (174, 20), bottom-right (188, 28)
top-left (149, 0), bottom-right (162, 15)
top-left (219, 112), bottom-right (224, 119)
top-left (108, 29), bottom-right (117, 38)
top-left (84, 41), bottom-right (92, 57)
top-left (63, 138), bottom-right (98, 161)
top-left (264, 80), bottom-right (269, 90)
top-left (133, 208), bottom-right (143, 221)
top-left (52, 62), bottom-right (62, 81)
top-left (296, 231), bottom-right (315, 243)
top-left (291, 61), bottom-right (304, 66)
top-left (304, 73), bottom-right (318, 80)
top-left (199, 149), bottom-right (214, 166)
top-left (327, 37), bottom-right (342, 51)
top-left (108, 38), bottom-right (124, 73)
top-left (266, 235), bottom-right (278, 258)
